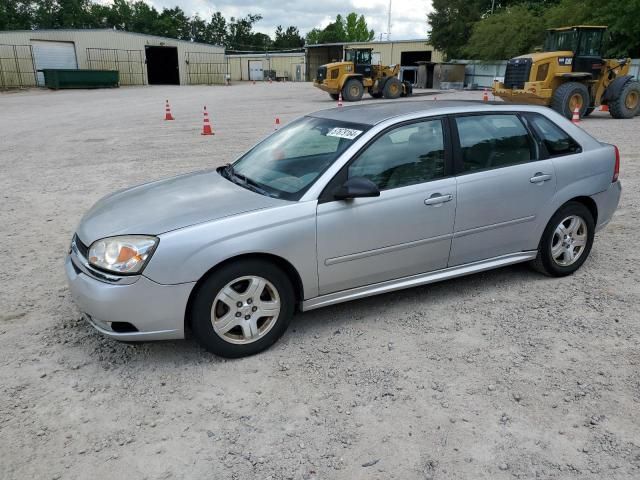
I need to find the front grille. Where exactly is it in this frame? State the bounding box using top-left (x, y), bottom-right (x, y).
top-left (503, 58), bottom-right (532, 89)
top-left (316, 66), bottom-right (327, 82)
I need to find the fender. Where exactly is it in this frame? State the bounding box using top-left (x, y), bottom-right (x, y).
top-left (339, 74), bottom-right (364, 89)
top-left (602, 75), bottom-right (634, 103)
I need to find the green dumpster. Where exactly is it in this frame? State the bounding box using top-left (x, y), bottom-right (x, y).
top-left (41, 69), bottom-right (120, 89)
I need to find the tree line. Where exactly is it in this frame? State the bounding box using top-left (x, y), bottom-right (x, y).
top-left (1, 1), bottom-right (377, 51)
top-left (428, 0), bottom-right (640, 60)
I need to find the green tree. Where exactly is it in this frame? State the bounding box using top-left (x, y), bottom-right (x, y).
top-left (207, 11), bottom-right (227, 46)
top-left (273, 25), bottom-right (304, 49)
top-left (344, 12), bottom-right (374, 42)
top-left (227, 14), bottom-right (267, 50)
top-left (305, 12), bottom-right (374, 44)
top-left (464, 4), bottom-right (546, 59)
top-left (0, 1), bottom-right (35, 30)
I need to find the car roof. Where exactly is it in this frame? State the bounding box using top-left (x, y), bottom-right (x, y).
top-left (309, 100), bottom-right (510, 126)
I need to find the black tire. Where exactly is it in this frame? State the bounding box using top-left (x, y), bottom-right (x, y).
top-left (530, 201), bottom-right (595, 277)
top-left (342, 78), bottom-right (364, 102)
top-left (551, 82), bottom-right (590, 119)
top-left (401, 81), bottom-right (413, 97)
top-left (383, 77), bottom-right (402, 99)
top-left (329, 93), bottom-right (339, 101)
top-left (190, 259), bottom-right (295, 358)
top-left (583, 106), bottom-right (595, 117)
top-left (609, 80), bottom-right (640, 119)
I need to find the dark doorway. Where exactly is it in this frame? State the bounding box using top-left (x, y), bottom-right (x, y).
top-left (400, 50), bottom-right (432, 67)
top-left (145, 46), bottom-right (179, 85)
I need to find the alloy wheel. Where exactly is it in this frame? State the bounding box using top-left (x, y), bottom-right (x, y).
top-left (211, 276), bottom-right (281, 344)
top-left (550, 215), bottom-right (588, 267)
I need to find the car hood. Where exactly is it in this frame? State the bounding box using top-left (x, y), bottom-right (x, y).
top-left (76, 169), bottom-right (286, 245)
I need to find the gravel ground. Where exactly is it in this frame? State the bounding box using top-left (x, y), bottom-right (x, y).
top-left (1, 82), bottom-right (639, 480)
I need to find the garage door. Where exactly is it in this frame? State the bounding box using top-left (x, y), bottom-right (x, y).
top-left (32, 40), bottom-right (78, 86)
top-left (249, 60), bottom-right (263, 81)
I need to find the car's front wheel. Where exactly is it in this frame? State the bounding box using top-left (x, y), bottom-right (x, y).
top-left (190, 259), bottom-right (295, 357)
top-left (531, 202), bottom-right (595, 277)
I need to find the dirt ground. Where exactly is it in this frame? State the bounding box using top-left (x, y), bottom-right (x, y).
top-left (1, 82), bottom-right (639, 480)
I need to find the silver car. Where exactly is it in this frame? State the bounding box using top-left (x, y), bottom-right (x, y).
top-left (66, 101), bottom-right (621, 357)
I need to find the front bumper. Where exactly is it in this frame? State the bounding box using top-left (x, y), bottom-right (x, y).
top-left (65, 252), bottom-right (194, 341)
top-left (492, 81), bottom-right (552, 106)
top-left (313, 80), bottom-right (338, 95)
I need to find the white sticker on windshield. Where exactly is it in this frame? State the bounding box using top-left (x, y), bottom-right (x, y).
top-left (327, 127), bottom-right (363, 140)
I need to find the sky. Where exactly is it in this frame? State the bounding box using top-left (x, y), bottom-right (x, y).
top-left (138, 0), bottom-right (433, 40)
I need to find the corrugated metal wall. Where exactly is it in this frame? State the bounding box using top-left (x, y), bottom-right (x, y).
top-left (228, 53), bottom-right (306, 81)
top-left (459, 59), bottom-right (640, 88)
top-left (305, 40), bottom-right (444, 81)
top-left (0, 29), bottom-right (225, 86)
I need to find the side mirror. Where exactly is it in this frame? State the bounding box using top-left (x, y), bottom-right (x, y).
top-left (333, 176), bottom-right (380, 200)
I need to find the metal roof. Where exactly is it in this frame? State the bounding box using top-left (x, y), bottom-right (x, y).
top-left (305, 39), bottom-right (430, 48)
top-left (0, 28), bottom-right (225, 49)
top-left (308, 100), bottom-right (525, 125)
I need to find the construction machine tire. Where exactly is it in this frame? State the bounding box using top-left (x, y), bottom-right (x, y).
top-left (551, 82), bottom-right (589, 119)
top-left (370, 91), bottom-right (383, 98)
top-left (329, 93), bottom-right (339, 101)
top-left (383, 78), bottom-right (403, 99)
top-left (609, 80), bottom-right (640, 119)
top-left (401, 81), bottom-right (413, 97)
top-left (342, 79), bottom-right (364, 102)
top-left (583, 107), bottom-right (595, 117)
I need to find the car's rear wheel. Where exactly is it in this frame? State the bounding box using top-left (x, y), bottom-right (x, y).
top-left (531, 202), bottom-right (595, 277)
top-left (190, 259), bottom-right (295, 357)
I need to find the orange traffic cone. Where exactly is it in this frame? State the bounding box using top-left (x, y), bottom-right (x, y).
top-left (600, 104), bottom-right (609, 112)
top-left (164, 99), bottom-right (174, 121)
top-left (201, 106), bottom-right (214, 136)
top-left (269, 77), bottom-right (273, 84)
top-left (274, 117), bottom-right (281, 130)
top-left (571, 107), bottom-right (580, 124)
top-left (337, 92), bottom-right (343, 107)
top-left (483, 88), bottom-right (489, 102)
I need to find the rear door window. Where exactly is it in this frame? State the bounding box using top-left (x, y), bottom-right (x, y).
top-left (525, 113), bottom-right (582, 157)
top-left (455, 114), bottom-right (535, 173)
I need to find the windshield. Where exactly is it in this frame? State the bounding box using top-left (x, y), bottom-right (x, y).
top-left (225, 116), bottom-right (370, 200)
top-left (544, 30), bottom-right (578, 52)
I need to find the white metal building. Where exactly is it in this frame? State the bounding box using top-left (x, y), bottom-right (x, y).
top-left (227, 52), bottom-right (306, 82)
top-left (0, 29), bottom-right (226, 87)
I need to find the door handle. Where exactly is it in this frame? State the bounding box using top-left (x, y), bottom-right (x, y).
top-left (424, 193), bottom-right (453, 206)
top-left (530, 173), bottom-right (552, 183)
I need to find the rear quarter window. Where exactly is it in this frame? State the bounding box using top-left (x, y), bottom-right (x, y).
top-left (526, 113), bottom-right (582, 157)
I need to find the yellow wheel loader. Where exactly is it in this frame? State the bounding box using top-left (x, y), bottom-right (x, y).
top-left (313, 48), bottom-right (412, 102)
top-left (493, 26), bottom-right (640, 119)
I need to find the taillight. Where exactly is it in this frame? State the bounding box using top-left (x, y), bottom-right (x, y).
top-left (612, 145), bottom-right (620, 182)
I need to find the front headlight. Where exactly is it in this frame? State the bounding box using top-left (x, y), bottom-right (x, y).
top-left (88, 235), bottom-right (158, 275)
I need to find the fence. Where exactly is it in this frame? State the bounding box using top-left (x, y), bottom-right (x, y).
top-left (86, 48), bottom-right (146, 85)
top-left (454, 59), bottom-right (640, 88)
top-left (0, 44), bottom-right (37, 88)
top-left (185, 52), bottom-right (228, 85)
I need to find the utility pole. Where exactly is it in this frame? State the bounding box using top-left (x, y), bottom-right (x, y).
top-left (387, 0), bottom-right (392, 41)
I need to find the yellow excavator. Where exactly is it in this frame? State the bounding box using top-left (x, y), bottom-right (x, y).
top-left (493, 26), bottom-right (640, 119)
top-left (313, 47), bottom-right (412, 101)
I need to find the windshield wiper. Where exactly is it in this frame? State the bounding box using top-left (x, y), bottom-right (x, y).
top-left (222, 163), bottom-right (275, 198)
